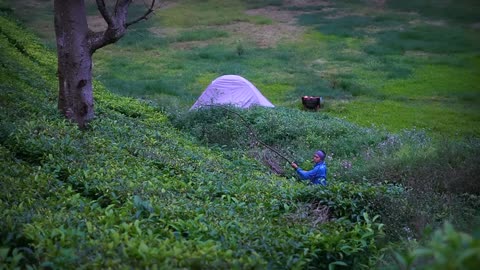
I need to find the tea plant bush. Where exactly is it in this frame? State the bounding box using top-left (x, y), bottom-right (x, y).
top-left (2, 4), bottom-right (479, 269)
top-left (1, 15), bottom-right (390, 269)
top-left (385, 222), bottom-right (480, 270)
top-left (173, 105), bottom-right (480, 240)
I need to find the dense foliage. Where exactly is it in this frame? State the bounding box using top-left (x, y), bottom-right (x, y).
top-left (1, 1), bottom-right (479, 268)
top-left (1, 15), bottom-right (389, 269)
top-left (172, 104), bottom-right (480, 239)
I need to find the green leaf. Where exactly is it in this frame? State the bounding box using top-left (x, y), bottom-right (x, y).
top-left (328, 261), bottom-right (348, 270)
top-left (0, 248), bottom-right (9, 260)
top-left (411, 247), bottom-right (433, 258)
top-left (393, 252), bottom-right (408, 268)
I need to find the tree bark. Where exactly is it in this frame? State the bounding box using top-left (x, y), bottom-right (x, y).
top-left (54, 0), bottom-right (156, 128)
top-left (54, 0), bottom-right (93, 128)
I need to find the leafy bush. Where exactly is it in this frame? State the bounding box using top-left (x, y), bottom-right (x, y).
top-left (173, 105), bottom-right (480, 241)
top-left (172, 106), bottom-right (387, 161)
top-left (388, 222), bottom-right (480, 270)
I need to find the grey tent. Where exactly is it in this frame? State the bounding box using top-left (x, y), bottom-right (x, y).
top-left (190, 75), bottom-right (274, 110)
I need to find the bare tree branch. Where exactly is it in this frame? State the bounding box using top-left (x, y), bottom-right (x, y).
top-left (89, 0), bottom-right (130, 53)
top-left (114, 0), bottom-right (132, 16)
top-left (126, 0), bottom-right (156, 27)
top-left (95, 0), bottom-right (114, 26)
top-left (88, 0), bottom-right (157, 53)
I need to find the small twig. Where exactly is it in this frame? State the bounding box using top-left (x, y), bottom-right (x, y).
top-left (126, 0), bottom-right (156, 27)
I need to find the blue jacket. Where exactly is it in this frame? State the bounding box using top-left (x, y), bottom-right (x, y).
top-left (296, 161), bottom-right (327, 186)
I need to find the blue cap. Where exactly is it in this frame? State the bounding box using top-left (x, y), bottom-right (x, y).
top-left (315, 150), bottom-right (325, 160)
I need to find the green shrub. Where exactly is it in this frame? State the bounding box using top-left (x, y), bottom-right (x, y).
top-left (174, 105), bottom-right (480, 242)
top-left (172, 106), bottom-right (387, 160)
top-left (388, 222), bottom-right (480, 270)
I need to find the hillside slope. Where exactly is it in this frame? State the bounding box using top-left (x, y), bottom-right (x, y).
top-left (3, 0), bottom-right (480, 137)
top-left (0, 15), bottom-right (391, 269)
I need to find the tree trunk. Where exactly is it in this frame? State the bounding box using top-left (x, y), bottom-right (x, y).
top-left (53, 0), bottom-right (156, 128)
top-left (54, 0), bottom-right (93, 128)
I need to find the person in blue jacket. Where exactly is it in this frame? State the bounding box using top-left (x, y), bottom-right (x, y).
top-left (291, 150), bottom-right (327, 186)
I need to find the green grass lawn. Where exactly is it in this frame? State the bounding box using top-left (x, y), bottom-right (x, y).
top-left (5, 0), bottom-right (478, 137)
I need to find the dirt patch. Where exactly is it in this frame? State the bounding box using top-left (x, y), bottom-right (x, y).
top-left (362, 25), bottom-right (405, 34)
top-left (228, 4), bottom-right (328, 48)
top-left (404, 50), bottom-right (439, 58)
top-left (10, 0), bottom-right (51, 9)
top-left (148, 26), bottom-right (179, 38)
top-left (221, 22), bottom-right (303, 48)
top-left (155, 4), bottom-right (313, 49)
top-left (149, 1), bottom-right (337, 49)
top-left (424, 20), bottom-right (446, 27)
top-left (284, 0), bottom-right (331, 7)
top-left (87, 16), bottom-right (108, 32)
top-left (171, 40), bottom-right (212, 50)
top-left (246, 6), bottom-right (302, 23)
top-left (409, 18), bottom-right (446, 27)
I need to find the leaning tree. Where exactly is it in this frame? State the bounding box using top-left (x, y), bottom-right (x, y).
top-left (54, 0), bottom-right (156, 128)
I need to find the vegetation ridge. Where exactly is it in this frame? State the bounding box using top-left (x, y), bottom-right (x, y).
top-left (0, 15), bottom-right (388, 269)
top-left (1, 3), bottom-right (479, 269)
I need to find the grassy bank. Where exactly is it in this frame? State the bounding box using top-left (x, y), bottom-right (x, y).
top-left (3, 0), bottom-right (480, 137)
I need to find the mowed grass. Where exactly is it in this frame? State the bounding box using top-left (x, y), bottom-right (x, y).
top-left (156, 0), bottom-right (272, 27)
top-left (295, 0), bottom-right (480, 137)
top-left (4, 0), bottom-right (480, 137)
top-left (331, 98), bottom-right (480, 137)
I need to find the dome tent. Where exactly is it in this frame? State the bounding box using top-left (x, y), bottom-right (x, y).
top-left (190, 75), bottom-right (274, 110)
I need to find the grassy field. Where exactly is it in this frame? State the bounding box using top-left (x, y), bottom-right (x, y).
top-left (3, 0), bottom-right (480, 137)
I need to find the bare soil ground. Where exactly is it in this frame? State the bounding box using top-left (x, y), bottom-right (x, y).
top-left (12, 0), bottom-right (370, 50)
top-left (220, 21), bottom-right (303, 48)
top-left (221, 1), bottom-right (331, 48)
top-left (158, 0), bottom-right (333, 49)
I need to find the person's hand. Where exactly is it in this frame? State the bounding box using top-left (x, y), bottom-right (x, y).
top-left (291, 162), bottom-right (298, 169)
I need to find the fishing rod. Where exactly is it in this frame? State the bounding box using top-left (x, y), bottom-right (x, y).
top-left (200, 104), bottom-right (295, 164)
